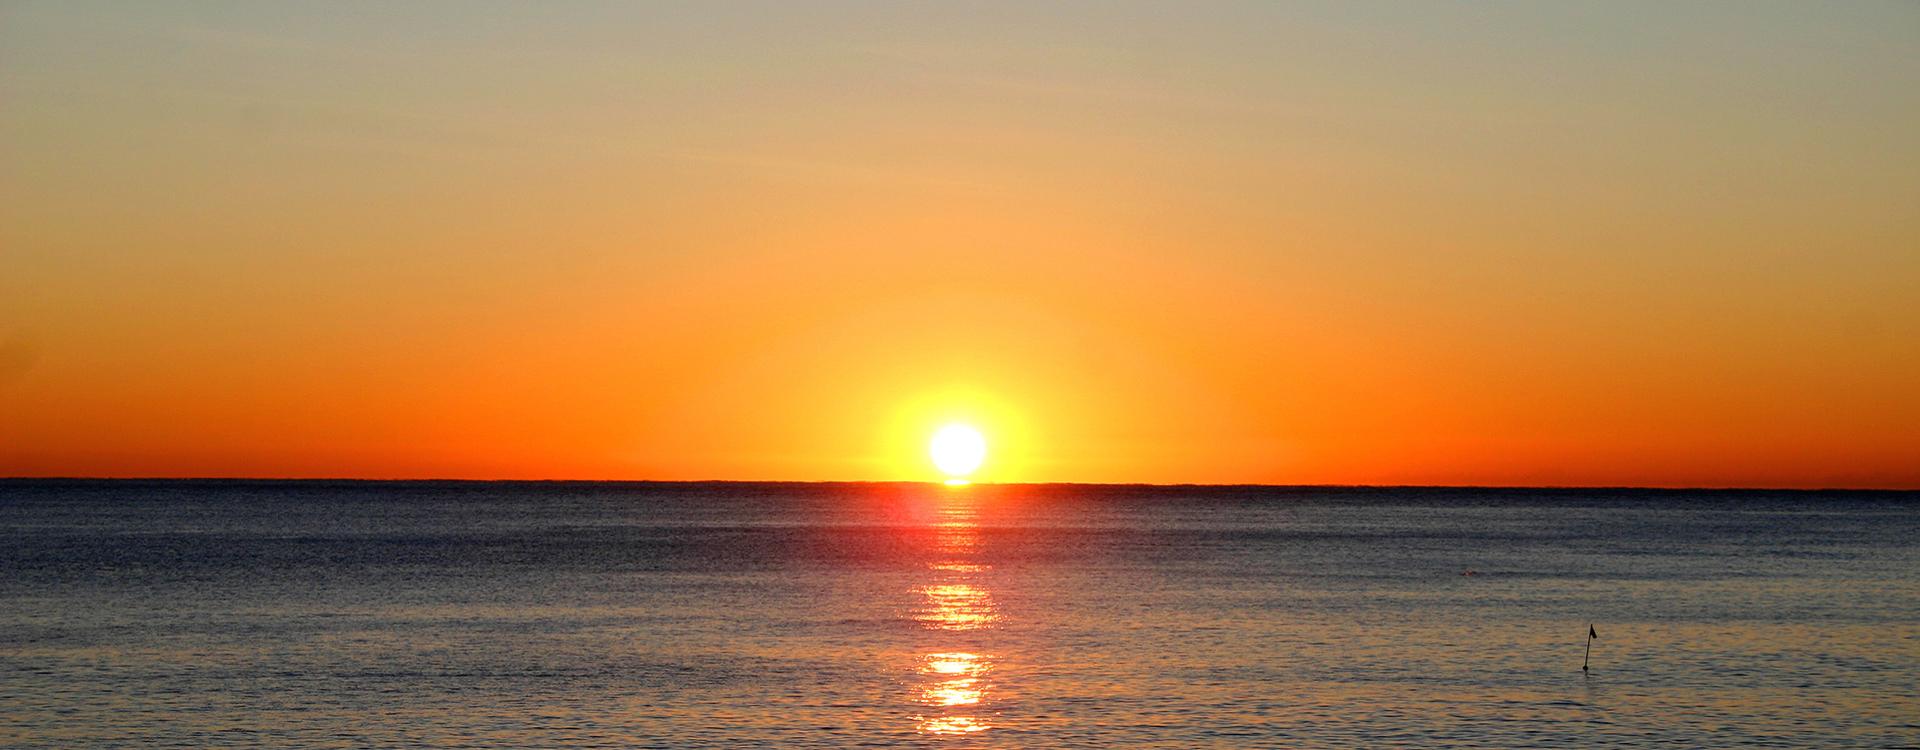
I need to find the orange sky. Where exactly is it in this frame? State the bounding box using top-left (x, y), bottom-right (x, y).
top-left (3, 3), bottom-right (1917, 487)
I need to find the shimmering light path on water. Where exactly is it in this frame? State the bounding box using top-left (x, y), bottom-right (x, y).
top-left (912, 496), bottom-right (997, 735)
top-left (2, 481), bottom-right (1916, 748)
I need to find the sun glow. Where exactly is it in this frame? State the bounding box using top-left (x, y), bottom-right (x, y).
top-left (929, 424), bottom-right (987, 480)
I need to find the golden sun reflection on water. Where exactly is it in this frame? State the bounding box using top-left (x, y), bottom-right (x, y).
top-left (921, 652), bottom-right (988, 708)
top-left (911, 497), bottom-right (999, 736)
top-left (914, 584), bottom-right (997, 631)
top-left (919, 715), bottom-right (991, 735)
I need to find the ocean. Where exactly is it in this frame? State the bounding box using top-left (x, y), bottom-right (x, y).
top-left (2, 480), bottom-right (1915, 748)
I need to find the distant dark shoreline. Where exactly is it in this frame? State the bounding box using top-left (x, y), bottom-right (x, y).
top-left (2, 477), bottom-right (1914, 495)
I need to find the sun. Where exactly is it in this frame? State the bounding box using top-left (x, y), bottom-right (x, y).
top-left (929, 423), bottom-right (987, 482)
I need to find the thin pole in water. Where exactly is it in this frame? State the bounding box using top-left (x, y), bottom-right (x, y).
top-left (1582, 623), bottom-right (1596, 674)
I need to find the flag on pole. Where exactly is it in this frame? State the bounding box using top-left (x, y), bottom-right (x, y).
top-left (1582, 623), bottom-right (1598, 673)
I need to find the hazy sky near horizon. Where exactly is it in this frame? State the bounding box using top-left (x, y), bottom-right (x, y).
top-left (3, 1), bottom-right (1917, 486)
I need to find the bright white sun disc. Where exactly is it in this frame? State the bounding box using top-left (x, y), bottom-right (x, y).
top-left (929, 424), bottom-right (987, 478)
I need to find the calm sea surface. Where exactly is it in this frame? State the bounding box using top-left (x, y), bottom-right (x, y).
top-left (2, 480), bottom-right (1915, 748)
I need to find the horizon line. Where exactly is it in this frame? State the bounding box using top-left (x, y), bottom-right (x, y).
top-left (2, 476), bottom-right (1915, 493)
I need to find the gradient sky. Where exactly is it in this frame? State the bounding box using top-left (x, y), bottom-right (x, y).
top-left (3, 2), bottom-right (1917, 487)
